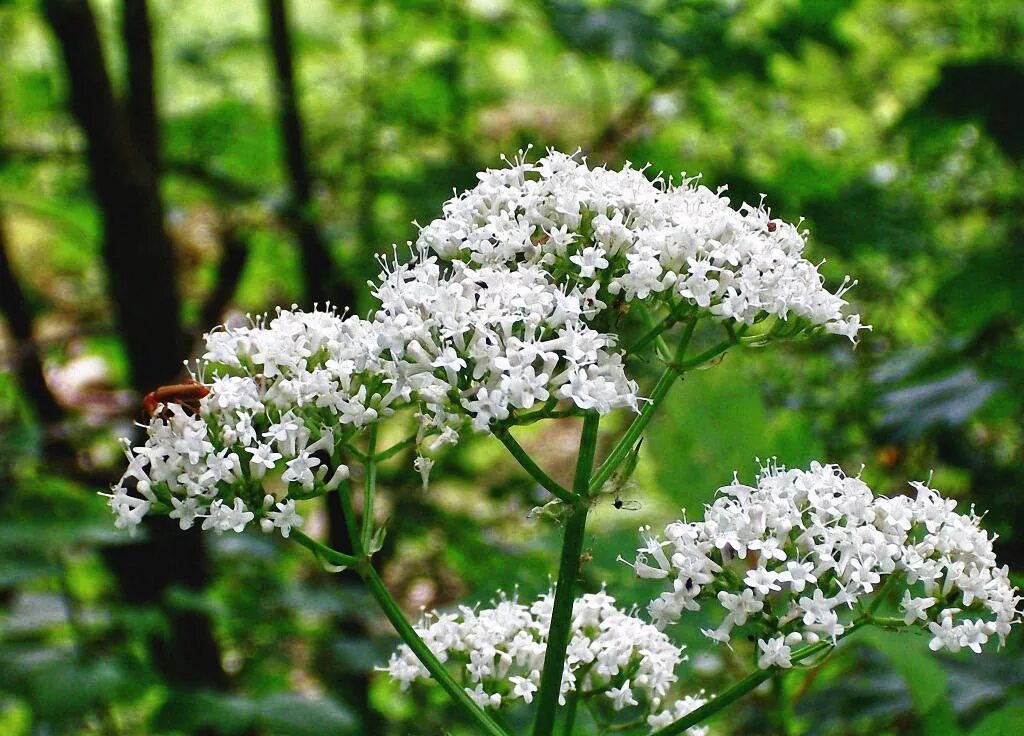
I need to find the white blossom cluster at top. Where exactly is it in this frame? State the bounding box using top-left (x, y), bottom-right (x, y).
top-left (106, 150), bottom-right (865, 537)
top-left (630, 462), bottom-right (1022, 668)
top-left (381, 589), bottom-right (708, 734)
top-left (418, 149), bottom-right (867, 341)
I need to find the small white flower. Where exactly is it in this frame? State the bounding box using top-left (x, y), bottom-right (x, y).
top-left (607, 680), bottom-right (638, 710)
top-left (758, 636), bottom-right (792, 668)
top-left (264, 499), bottom-right (303, 538)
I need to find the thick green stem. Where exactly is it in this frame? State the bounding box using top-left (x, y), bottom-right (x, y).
top-left (494, 426), bottom-right (576, 503)
top-left (773, 672), bottom-right (794, 736)
top-left (532, 411), bottom-right (600, 736)
top-left (589, 320), bottom-right (696, 494)
top-left (362, 566), bottom-right (511, 736)
top-left (560, 690), bottom-right (580, 736)
top-left (649, 619), bottom-right (871, 736)
top-left (361, 425), bottom-right (377, 553)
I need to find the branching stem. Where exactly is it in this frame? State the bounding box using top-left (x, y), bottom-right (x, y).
top-left (494, 426), bottom-right (576, 503)
top-left (589, 319), bottom-right (696, 493)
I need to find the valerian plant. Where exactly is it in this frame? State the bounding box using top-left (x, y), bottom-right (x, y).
top-left (106, 150), bottom-right (1020, 735)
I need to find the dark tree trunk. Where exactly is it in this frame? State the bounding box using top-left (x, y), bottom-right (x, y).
top-left (0, 211), bottom-right (64, 426)
top-left (265, 0), bottom-right (354, 311)
top-left (42, 0), bottom-right (226, 701)
top-left (121, 0), bottom-right (160, 174)
top-left (43, 0), bottom-right (185, 394)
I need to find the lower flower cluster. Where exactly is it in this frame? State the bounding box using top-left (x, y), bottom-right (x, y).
top-left (630, 461), bottom-right (1021, 667)
top-left (382, 589), bottom-right (707, 733)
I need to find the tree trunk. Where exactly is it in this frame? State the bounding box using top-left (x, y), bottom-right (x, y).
top-left (0, 211), bottom-right (64, 426)
top-left (265, 0), bottom-right (354, 311)
top-left (43, 0), bottom-right (185, 394)
top-left (42, 0), bottom-right (227, 700)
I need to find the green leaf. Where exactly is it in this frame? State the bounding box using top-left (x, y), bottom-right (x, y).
top-left (152, 692), bottom-right (257, 735)
top-left (257, 693), bottom-right (357, 735)
top-left (968, 702), bottom-right (1024, 736)
top-left (859, 629), bottom-right (961, 735)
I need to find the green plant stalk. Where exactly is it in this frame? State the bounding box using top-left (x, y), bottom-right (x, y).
top-left (773, 671), bottom-right (794, 736)
top-left (675, 324), bottom-right (747, 371)
top-left (560, 690), bottom-right (581, 736)
top-left (649, 618), bottom-right (872, 736)
top-left (589, 319), bottom-right (697, 493)
top-left (494, 426), bottom-right (576, 503)
top-left (374, 433), bottom-right (417, 462)
top-left (532, 411), bottom-right (600, 736)
top-left (290, 532), bottom-right (511, 736)
top-left (361, 565), bottom-right (512, 736)
top-left (336, 475), bottom-right (363, 556)
top-left (361, 425), bottom-right (378, 553)
top-left (631, 305), bottom-right (675, 362)
top-left (290, 529), bottom-right (358, 568)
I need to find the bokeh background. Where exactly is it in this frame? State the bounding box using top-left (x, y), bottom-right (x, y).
top-left (1, 1), bottom-right (1023, 734)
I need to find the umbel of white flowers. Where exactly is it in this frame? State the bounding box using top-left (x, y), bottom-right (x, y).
top-left (381, 588), bottom-right (710, 735)
top-left (629, 461), bottom-right (1022, 666)
top-left (105, 149), bottom-right (866, 537)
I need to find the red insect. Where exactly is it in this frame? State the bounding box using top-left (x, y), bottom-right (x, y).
top-left (142, 379), bottom-right (209, 418)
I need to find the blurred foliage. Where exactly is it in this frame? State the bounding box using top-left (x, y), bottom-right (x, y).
top-left (1, 0), bottom-right (1023, 733)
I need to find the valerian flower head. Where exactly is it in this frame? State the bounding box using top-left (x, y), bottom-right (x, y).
top-left (629, 461), bottom-right (1021, 667)
top-left (416, 148), bottom-right (868, 341)
top-left (105, 308), bottom-right (376, 536)
top-left (381, 588), bottom-right (698, 732)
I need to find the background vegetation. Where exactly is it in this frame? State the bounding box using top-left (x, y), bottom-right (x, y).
top-left (1, 0), bottom-right (1022, 733)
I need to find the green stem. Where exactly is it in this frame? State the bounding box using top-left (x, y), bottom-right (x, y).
top-left (289, 533), bottom-right (511, 736)
top-left (773, 672), bottom-right (794, 736)
top-left (589, 320), bottom-right (696, 494)
top-left (290, 529), bottom-right (358, 568)
top-left (560, 690), bottom-right (581, 736)
top-left (532, 411), bottom-right (600, 736)
top-left (494, 426), bottom-right (576, 503)
top-left (361, 565), bottom-right (512, 736)
top-left (649, 618), bottom-right (871, 736)
top-left (374, 433), bottom-right (417, 462)
top-left (335, 475), bottom-right (363, 556)
top-left (631, 306), bottom-right (675, 362)
top-left (361, 425), bottom-right (377, 553)
top-left (675, 324), bottom-right (745, 371)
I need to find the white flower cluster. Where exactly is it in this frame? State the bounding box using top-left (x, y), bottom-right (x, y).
top-left (105, 308), bottom-right (381, 536)
top-left (382, 589), bottom-right (698, 732)
top-left (373, 254), bottom-right (639, 430)
top-left (631, 461), bottom-right (1021, 667)
top-left (417, 149), bottom-right (867, 341)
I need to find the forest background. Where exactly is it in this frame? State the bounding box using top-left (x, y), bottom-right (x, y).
top-left (1, 1), bottom-right (1023, 734)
